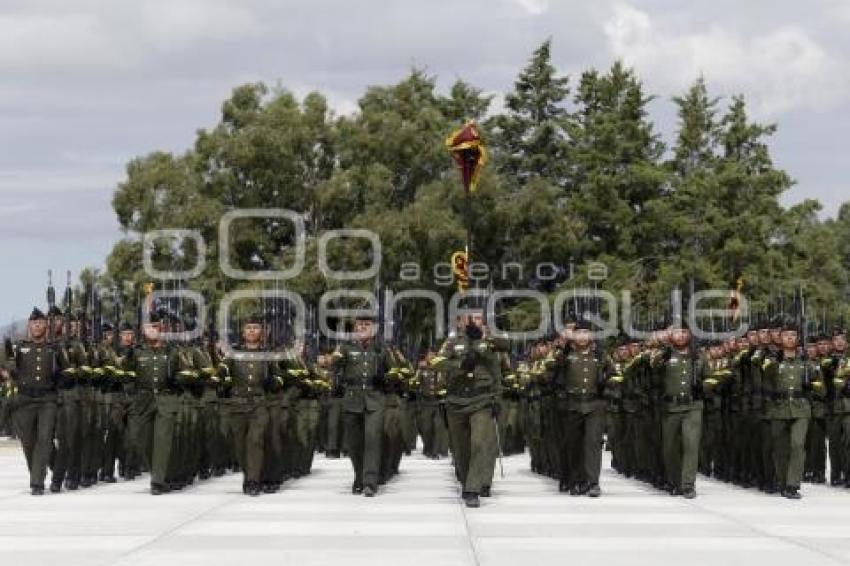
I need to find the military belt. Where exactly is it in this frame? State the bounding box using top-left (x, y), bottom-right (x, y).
top-left (19, 387), bottom-right (54, 398)
top-left (771, 391), bottom-right (806, 401)
top-left (663, 393), bottom-right (694, 404)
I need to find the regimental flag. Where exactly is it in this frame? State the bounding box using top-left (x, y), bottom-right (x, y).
top-left (445, 120), bottom-right (487, 193)
top-left (451, 251), bottom-right (469, 292)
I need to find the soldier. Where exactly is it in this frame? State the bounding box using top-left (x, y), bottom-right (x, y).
top-left (91, 322), bottom-right (122, 483)
top-left (761, 320), bottom-right (814, 499)
top-left (116, 322), bottom-right (138, 479)
top-left (379, 347), bottom-right (403, 484)
top-left (803, 335), bottom-right (830, 484)
top-left (650, 326), bottom-right (709, 498)
top-left (188, 332), bottom-right (221, 481)
top-left (52, 311), bottom-right (89, 492)
top-left (125, 312), bottom-right (178, 494)
top-left (499, 354), bottom-right (525, 456)
top-left (331, 312), bottom-right (393, 497)
top-left (431, 310), bottom-right (507, 508)
top-left (293, 340), bottom-right (324, 479)
top-left (324, 352), bottom-right (345, 459)
top-left (750, 322), bottom-right (778, 492)
top-left (218, 315), bottom-right (273, 497)
top-left (822, 329), bottom-right (850, 486)
top-left (415, 351), bottom-right (448, 459)
top-left (7, 308), bottom-right (60, 495)
top-left (699, 342), bottom-right (725, 479)
top-left (608, 338), bottom-right (634, 477)
top-left (547, 320), bottom-right (609, 497)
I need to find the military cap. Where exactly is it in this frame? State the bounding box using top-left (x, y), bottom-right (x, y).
top-left (29, 307), bottom-right (47, 321)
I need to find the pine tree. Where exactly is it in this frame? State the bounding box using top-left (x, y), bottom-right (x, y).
top-left (488, 39), bottom-right (574, 187)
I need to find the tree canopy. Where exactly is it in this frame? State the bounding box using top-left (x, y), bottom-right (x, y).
top-left (100, 41), bottom-right (850, 339)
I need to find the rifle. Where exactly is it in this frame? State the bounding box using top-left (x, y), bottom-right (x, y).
top-left (112, 285), bottom-right (122, 351)
top-left (63, 271), bottom-right (72, 341)
top-left (47, 269), bottom-right (56, 342)
top-left (799, 285), bottom-right (810, 383)
top-left (689, 278), bottom-right (699, 393)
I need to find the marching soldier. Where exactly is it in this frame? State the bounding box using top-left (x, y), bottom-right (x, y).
top-left (546, 320), bottom-right (610, 497)
top-left (218, 315), bottom-right (273, 496)
top-left (91, 322), bottom-right (122, 483)
top-left (804, 336), bottom-right (829, 483)
top-left (124, 312), bottom-right (178, 494)
top-left (431, 310), bottom-right (507, 508)
top-left (331, 312), bottom-right (393, 497)
top-left (761, 320), bottom-right (815, 499)
top-left (116, 322), bottom-right (138, 479)
top-left (415, 352), bottom-right (448, 459)
top-left (7, 308), bottom-right (60, 495)
top-left (649, 326), bottom-right (709, 499)
top-left (823, 328), bottom-right (850, 486)
top-left (52, 311), bottom-right (89, 492)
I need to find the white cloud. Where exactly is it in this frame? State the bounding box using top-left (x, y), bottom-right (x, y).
top-left (512, 0), bottom-right (550, 16)
top-left (0, 1), bottom-right (261, 72)
top-left (603, 2), bottom-right (849, 115)
top-left (0, 13), bottom-right (132, 71)
top-left (137, 0), bottom-right (261, 50)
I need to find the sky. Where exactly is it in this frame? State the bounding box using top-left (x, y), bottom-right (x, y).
top-left (1, 0), bottom-right (848, 324)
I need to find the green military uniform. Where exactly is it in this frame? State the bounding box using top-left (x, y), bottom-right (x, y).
top-left (415, 362), bottom-right (448, 459)
top-left (650, 346), bottom-right (709, 497)
top-left (432, 328), bottom-right (507, 507)
top-left (749, 342), bottom-right (777, 491)
top-left (617, 349), bottom-right (644, 479)
top-left (91, 333), bottom-right (123, 482)
top-left (324, 370), bottom-right (345, 458)
top-left (499, 359), bottom-right (525, 457)
top-left (8, 310), bottom-right (60, 493)
top-left (699, 350), bottom-right (728, 479)
top-left (804, 349), bottom-right (827, 483)
top-left (219, 350), bottom-right (272, 496)
top-left (332, 339), bottom-right (393, 495)
top-left (380, 347), bottom-right (411, 484)
top-left (126, 341), bottom-right (178, 491)
top-left (761, 351), bottom-right (813, 498)
top-left (522, 358), bottom-right (546, 474)
top-left (52, 330), bottom-right (89, 491)
top-left (260, 348), bottom-right (300, 490)
top-left (547, 343), bottom-right (609, 495)
top-left (822, 348), bottom-right (850, 485)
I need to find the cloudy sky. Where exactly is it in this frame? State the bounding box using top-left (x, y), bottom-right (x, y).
top-left (1, 0), bottom-right (848, 323)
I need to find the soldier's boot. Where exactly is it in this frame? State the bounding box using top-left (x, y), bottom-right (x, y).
top-left (462, 492), bottom-right (480, 508)
top-left (587, 484), bottom-right (601, 498)
top-left (782, 486), bottom-right (802, 499)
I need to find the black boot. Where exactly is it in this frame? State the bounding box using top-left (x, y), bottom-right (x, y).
top-left (463, 492), bottom-right (480, 508)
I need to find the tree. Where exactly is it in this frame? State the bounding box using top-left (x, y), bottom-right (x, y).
top-left (488, 39), bottom-right (574, 187)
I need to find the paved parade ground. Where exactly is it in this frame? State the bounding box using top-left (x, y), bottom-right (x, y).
top-left (3, 438), bottom-right (850, 566)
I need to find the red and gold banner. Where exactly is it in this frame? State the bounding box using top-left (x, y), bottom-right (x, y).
top-left (445, 120), bottom-right (487, 193)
